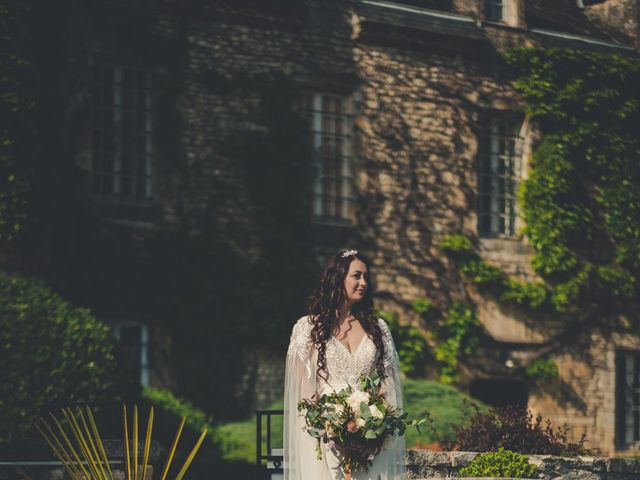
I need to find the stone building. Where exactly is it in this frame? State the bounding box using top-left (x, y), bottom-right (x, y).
top-left (5, 0), bottom-right (639, 454)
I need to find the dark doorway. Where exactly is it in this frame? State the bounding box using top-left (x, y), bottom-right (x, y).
top-left (469, 378), bottom-right (529, 409)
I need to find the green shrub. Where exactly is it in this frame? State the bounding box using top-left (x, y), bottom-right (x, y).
top-left (0, 271), bottom-right (117, 441)
top-left (142, 387), bottom-right (224, 478)
top-left (460, 448), bottom-right (538, 478)
top-left (143, 387), bottom-right (219, 446)
top-left (402, 379), bottom-right (484, 447)
top-left (454, 405), bottom-right (589, 456)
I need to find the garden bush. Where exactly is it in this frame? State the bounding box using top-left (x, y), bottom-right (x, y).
top-left (142, 388), bottom-right (223, 476)
top-left (143, 387), bottom-right (265, 478)
top-left (453, 405), bottom-right (589, 456)
top-left (0, 271), bottom-right (117, 441)
top-left (459, 448), bottom-right (538, 478)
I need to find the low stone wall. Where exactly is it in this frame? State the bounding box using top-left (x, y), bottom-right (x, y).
top-left (406, 450), bottom-right (640, 480)
top-left (0, 440), bottom-right (157, 480)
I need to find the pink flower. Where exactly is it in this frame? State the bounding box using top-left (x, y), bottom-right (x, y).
top-left (346, 420), bottom-right (359, 433)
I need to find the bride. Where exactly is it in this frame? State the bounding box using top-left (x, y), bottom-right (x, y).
top-left (283, 249), bottom-right (405, 479)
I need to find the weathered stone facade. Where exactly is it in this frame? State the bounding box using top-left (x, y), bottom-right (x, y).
top-left (404, 450), bottom-right (640, 479)
top-left (6, 0), bottom-right (640, 456)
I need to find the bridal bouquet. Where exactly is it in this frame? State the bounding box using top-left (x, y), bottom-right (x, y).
top-left (298, 375), bottom-right (423, 475)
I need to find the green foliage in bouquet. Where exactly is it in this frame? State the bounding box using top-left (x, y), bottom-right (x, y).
top-left (459, 448), bottom-right (538, 478)
top-left (37, 405), bottom-right (207, 480)
top-left (0, 271), bottom-right (117, 441)
top-left (298, 375), bottom-right (424, 474)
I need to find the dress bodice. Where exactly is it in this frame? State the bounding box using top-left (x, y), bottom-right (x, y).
top-left (287, 316), bottom-right (393, 397)
top-left (317, 335), bottom-right (378, 395)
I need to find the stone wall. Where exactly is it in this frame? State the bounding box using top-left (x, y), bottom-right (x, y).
top-left (239, 348), bottom-right (286, 411)
top-left (586, 0), bottom-right (639, 48)
top-left (529, 333), bottom-right (640, 456)
top-left (405, 450), bottom-right (640, 480)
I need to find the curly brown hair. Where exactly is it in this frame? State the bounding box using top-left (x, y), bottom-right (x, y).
top-left (306, 250), bottom-right (386, 381)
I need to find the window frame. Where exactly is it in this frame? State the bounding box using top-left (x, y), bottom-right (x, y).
top-left (89, 60), bottom-right (155, 206)
top-left (484, 0), bottom-right (505, 22)
top-left (299, 92), bottom-right (357, 226)
top-left (476, 112), bottom-right (525, 238)
top-left (616, 350), bottom-right (640, 450)
top-left (112, 320), bottom-right (151, 387)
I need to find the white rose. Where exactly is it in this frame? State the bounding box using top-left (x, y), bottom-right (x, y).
top-left (347, 391), bottom-right (370, 415)
top-left (369, 405), bottom-right (384, 419)
top-left (355, 417), bottom-right (366, 428)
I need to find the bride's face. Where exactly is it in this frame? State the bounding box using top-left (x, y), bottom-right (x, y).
top-left (343, 259), bottom-right (369, 306)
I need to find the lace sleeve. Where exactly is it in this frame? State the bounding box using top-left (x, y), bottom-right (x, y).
top-left (283, 317), bottom-right (324, 480)
top-left (377, 318), bottom-right (406, 479)
top-left (378, 318), bottom-right (403, 408)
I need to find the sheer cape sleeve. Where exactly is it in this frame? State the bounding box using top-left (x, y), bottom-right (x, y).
top-left (283, 316), bottom-right (325, 480)
top-left (377, 318), bottom-right (406, 480)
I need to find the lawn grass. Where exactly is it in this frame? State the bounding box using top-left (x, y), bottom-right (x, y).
top-left (402, 378), bottom-right (482, 447)
top-left (217, 379), bottom-right (482, 463)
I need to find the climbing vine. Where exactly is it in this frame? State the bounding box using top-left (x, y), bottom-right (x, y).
top-left (525, 358), bottom-right (559, 384)
top-left (378, 298), bottom-right (434, 377)
top-left (438, 47), bottom-right (640, 381)
top-left (434, 302), bottom-right (482, 384)
top-left (440, 235), bottom-right (549, 310)
top-left (507, 47), bottom-right (640, 317)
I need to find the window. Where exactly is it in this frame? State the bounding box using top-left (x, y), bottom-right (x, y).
top-left (485, 0), bottom-right (504, 22)
top-left (112, 321), bottom-right (150, 387)
top-left (90, 63), bottom-right (153, 204)
top-left (477, 115), bottom-right (524, 237)
top-left (300, 93), bottom-right (355, 224)
top-left (616, 351), bottom-right (640, 449)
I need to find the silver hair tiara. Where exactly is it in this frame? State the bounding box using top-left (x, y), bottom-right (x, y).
top-left (340, 249), bottom-right (358, 258)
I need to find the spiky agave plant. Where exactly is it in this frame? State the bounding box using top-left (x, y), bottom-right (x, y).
top-left (36, 405), bottom-right (207, 480)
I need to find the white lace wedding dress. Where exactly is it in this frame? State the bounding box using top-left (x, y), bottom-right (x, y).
top-left (283, 316), bottom-right (405, 480)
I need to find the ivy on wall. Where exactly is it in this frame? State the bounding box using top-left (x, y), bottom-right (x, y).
top-left (434, 302), bottom-right (482, 384)
top-left (378, 299), bottom-right (434, 377)
top-left (437, 47), bottom-right (640, 383)
top-left (507, 47), bottom-right (640, 317)
top-left (440, 235), bottom-right (549, 310)
top-left (0, 1), bottom-right (32, 242)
